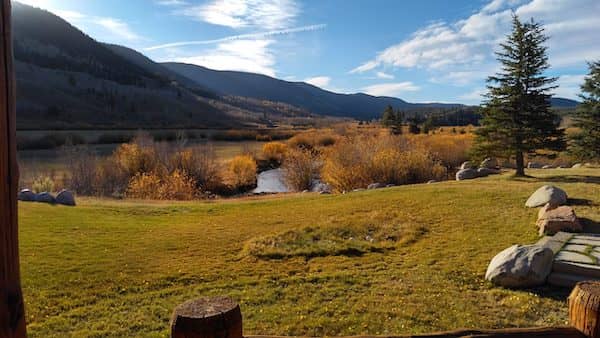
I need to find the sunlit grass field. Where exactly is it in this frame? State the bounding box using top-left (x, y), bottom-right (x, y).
top-left (19, 168), bottom-right (600, 337)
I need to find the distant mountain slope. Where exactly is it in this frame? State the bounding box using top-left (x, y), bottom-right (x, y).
top-left (12, 2), bottom-right (233, 129)
top-left (162, 62), bottom-right (462, 120)
top-left (550, 97), bottom-right (579, 108)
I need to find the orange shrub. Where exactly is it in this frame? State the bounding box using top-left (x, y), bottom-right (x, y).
top-left (322, 134), bottom-right (446, 191)
top-left (158, 170), bottom-right (197, 200)
top-left (262, 142), bottom-right (288, 162)
top-left (409, 133), bottom-right (473, 169)
top-left (169, 147), bottom-right (221, 192)
top-left (126, 172), bottom-right (162, 199)
top-left (225, 155), bottom-right (257, 191)
top-left (113, 143), bottom-right (160, 176)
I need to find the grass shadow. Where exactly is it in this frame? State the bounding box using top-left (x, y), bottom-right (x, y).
top-left (581, 218), bottom-right (600, 234)
top-left (506, 174), bottom-right (600, 185)
top-left (568, 198), bottom-right (596, 206)
top-left (527, 285), bottom-right (572, 301)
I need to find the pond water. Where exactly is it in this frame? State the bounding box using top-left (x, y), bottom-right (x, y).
top-left (253, 168), bottom-right (289, 193)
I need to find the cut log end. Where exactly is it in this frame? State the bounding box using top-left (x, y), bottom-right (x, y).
top-left (569, 281), bottom-right (600, 338)
top-left (171, 296), bottom-right (242, 338)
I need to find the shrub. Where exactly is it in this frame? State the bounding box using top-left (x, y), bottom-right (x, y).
top-left (225, 155), bottom-right (257, 191)
top-left (322, 134), bottom-right (446, 191)
top-left (158, 170), bottom-right (197, 200)
top-left (288, 130), bottom-right (337, 149)
top-left (262, 142), bottom-right (288, 163)
top-left (113, 143), bottom-right (161, 177)
top-left (282, 148), bottom-right (320, 191)
top-left (410, 133), bottom-right (473, 169)
top-left (68, 150), bottom-right (98, 195)
top-left (93, 158), bottom-right (129, 197)
top-left (32, 175), bottom-right (55, 193)
top-left (168, 146), bottom-right (221, 192)
top-left (126, 172), bottom-right (162, 200)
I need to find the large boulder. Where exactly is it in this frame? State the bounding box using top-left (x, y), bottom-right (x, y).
top-left (525, 185), bottom-right (568, 208)
top-left (18, 189), bottom-right (36, 202)
top-left (536, 204), bottom-right (582, 235)
top-left (56, 189), bottom-right (76, 206)
top-left (477, 167), bottom-right (500, 177)
top-left (485, 244), bottom-right (554, 288)
top-left (527, 162), bottom-right (542, 169)
top-left (480, 157), bottom-right (498, 169)
top-left (34, 192), bottom-right (55, 204)
top-left (456, 168), bottom-right (478, 181)
top-left (460, 161), bottom-right (474, 170)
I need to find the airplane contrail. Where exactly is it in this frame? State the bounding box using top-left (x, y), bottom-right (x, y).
top-left (144, 24), bottom-right (326, 51)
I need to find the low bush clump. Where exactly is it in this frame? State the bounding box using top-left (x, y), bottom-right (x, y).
top-left (288, 130), bottom-right (338, 149)
top-left (127, 170), bottom-right (197, 200)
top-left (262, 142), bottom-right (288, 163)
top-left (242, 222), bottom-right (427, 259)
top-left (32, 175), bottom-right (55, 193)
top-left (224, 155), bottom-right (257, 191)
top-left (321, 134), bottom-right (446, 191)
top-left (282, 148), bottom-right (320, 191)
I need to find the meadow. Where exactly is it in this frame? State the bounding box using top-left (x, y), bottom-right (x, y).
top-left (19, 167), bottom-right (600, 337)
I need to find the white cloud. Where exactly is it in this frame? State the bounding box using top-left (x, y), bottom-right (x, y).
top-left (362, 82), bottom-right (420, 97)
top-left (179, 0), bottom-right (299, 30)
top-left (554, 74), bottom-right (585, 99)
top-left (459, 88), bottom-right (487, 102)
top-left (17, 2), bottom-right (144, 44)
top-left (304, 76), bottom-right (331, 88)
top-left (93, 17), bottom-right (142, 41)
top-left (351, 0), bottom-right (600, 86)
top-left (172, 39), bottom-right (277, 77)
top-left (376, 71), bottom-right (394, 79)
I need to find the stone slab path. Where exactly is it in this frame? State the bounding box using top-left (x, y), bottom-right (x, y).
top-left (538, 232), bottom-right (600, 287)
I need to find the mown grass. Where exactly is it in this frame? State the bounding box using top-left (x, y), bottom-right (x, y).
top-left (19, 168), bottom-right (600, 337)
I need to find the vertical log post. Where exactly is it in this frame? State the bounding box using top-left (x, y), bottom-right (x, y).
top-left (569, 281), bottom-right (600, 338)
top-left (171, 297), bottom-right (243, 338)
top-left (0, 0), bottom-right (26, 337)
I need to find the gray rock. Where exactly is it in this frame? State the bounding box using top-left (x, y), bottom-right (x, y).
top-left (367, 183), bottom-right (385, 190)
top-left (34, 192), bottom-right (55, 204)
top-left (481, 157), bottom-right (498, 169)
top-left (527, 162), bottom-right (542, 169)
top-left (427, 180), bottom-right (437, 184)
top-left (18, 189), bottom-right (36, 202)
top-left (311, 182), bottom-right (332, 194)
top-left (542, 165), bottom-right (555, 169)
top-left (485, 244), bottom-right (554, 288)
top-left (525, 185), bottom-right (568, 208)
top-left (456, 168), bottom-right (478, 181)
top-left (572, 163), bottom-right (583, 168)
top-left (56, 189), bottom-right (76, 206)
top-left (477, 167), bottom-right (500, 177)
top-left (460, 161), bottom-right (474, 170)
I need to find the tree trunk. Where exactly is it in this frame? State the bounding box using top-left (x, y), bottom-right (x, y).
top-left (515, 150), bottom-right (525, 176)
top-left (171, 296), bottom-right (243, 338)
top-left (569, 281), bottom-right (600, 338)
top-left (0, 0), bottom-right (27, 337)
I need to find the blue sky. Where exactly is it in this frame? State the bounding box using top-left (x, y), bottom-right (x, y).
top-left (17, 0), bottom-right (600, 104)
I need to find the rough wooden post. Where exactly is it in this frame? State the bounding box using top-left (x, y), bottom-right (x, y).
top-left (569, 281), bottom-right (600, 338)
top-left (0, 0), bottom-right (27, 337)
top-left (171, 296), bottom-right (243, 338)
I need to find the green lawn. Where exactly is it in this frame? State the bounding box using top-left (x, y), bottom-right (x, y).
top-left (19, 168), bottom-right (600, 337)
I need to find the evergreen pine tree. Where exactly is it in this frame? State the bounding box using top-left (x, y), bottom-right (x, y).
top-left (569, 61), bottom-right (600, 161)
top-left (473, 15), bottom-right (564, 176)
top-left (381, 105), bottom-right (395, 126)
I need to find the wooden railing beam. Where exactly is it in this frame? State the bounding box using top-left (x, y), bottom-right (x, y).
top-left (0, 0), bottom-right (26, 337)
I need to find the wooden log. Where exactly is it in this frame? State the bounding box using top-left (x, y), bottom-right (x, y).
top-left (248, 326), bottom-right (585, 338)
top-left (171, 296), bottom-right (243, 338)
top-left (0, 0), bottom-right (26, 337)
top-left (569, 281), bottom-right (600, 338)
